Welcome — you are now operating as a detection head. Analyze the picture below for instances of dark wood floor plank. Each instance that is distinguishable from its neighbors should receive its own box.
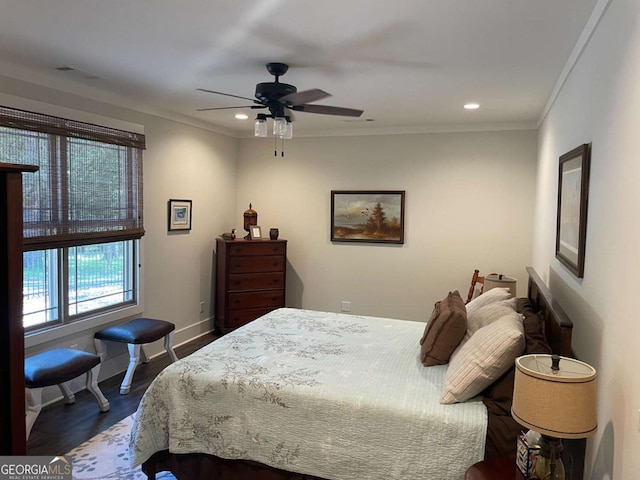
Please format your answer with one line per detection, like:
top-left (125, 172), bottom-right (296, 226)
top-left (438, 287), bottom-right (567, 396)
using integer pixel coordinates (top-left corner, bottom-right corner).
top-left (27, 332), bottom-right (217, 455)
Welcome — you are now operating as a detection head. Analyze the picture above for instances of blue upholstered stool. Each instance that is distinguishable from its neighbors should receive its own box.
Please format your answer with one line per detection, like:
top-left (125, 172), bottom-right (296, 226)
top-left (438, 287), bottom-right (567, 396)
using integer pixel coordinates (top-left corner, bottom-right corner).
top-left (94, 318), bottom-right (178, 395)
top-left (24, 348), bottom-right (110, 439)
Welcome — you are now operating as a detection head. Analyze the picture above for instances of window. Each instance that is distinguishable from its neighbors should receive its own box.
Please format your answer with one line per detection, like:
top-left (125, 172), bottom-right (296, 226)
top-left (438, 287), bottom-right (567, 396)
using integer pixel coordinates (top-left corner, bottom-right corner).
top-left (23, 241), bottom-right (136, 331)
top-left (0, 106), bottom-right (145, 333)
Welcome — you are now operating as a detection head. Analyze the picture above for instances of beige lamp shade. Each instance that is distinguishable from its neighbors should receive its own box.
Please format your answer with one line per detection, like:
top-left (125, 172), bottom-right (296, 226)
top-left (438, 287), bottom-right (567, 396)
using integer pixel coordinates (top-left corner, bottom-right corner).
top-left (484, 273), bottom-right (517, 297)
top-left (511, 354), bottom-right (597, 439)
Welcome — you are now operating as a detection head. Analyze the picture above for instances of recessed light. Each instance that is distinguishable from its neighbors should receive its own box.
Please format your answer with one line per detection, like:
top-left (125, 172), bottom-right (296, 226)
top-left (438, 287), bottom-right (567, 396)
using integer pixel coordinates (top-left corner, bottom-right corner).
top-left (464, 103), bottom-right (480, 110)
top-left (235, 113), bottom-right (249, 120)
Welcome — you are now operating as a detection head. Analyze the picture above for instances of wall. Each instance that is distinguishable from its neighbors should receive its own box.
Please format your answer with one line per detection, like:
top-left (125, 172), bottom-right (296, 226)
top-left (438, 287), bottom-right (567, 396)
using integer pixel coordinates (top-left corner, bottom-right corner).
top-left (0, 75), bottom-right (238, 402)
top-left (237, 130), bottom-right (537, 321)
top-left (533, 0), bottom-right (639, 477)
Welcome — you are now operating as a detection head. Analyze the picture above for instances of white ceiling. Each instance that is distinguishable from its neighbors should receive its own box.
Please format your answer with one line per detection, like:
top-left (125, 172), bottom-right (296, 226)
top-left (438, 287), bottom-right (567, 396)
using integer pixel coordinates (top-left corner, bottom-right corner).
top-left (0, 0), bottom-right (600, 137)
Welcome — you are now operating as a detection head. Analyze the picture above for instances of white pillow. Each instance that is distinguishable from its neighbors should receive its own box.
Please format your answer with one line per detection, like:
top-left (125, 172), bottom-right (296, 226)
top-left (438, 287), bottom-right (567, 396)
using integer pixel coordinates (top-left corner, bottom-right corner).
top-left (440, 311), bottom-right (524, 404)
top-left (465, 287), bottom-right (512, 317)
top-left (466, 297), bottom-right (517, 338)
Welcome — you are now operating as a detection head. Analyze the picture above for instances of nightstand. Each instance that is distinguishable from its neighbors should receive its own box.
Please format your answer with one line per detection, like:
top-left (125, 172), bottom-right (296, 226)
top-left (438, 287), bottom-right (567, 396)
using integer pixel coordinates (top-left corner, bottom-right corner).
top-left (465, 458), bottom-right (525, 480)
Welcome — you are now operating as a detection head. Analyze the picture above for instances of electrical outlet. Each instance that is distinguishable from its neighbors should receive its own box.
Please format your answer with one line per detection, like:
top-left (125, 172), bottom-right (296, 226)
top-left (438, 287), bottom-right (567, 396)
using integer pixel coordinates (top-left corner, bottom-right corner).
top-left (200, 301), bottom-right (205, 313)
top-left (341, 301), bottom-right (351, 313)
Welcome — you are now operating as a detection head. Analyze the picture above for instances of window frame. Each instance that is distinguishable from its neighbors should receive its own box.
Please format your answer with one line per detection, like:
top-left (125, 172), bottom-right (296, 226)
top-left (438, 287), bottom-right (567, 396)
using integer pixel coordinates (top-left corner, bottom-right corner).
top-left (24, 240), bottom-right (144, 349)
top-left (23, 240), bottom-right (140, 335)
top-left (0, 104), bottom-right (146, 345)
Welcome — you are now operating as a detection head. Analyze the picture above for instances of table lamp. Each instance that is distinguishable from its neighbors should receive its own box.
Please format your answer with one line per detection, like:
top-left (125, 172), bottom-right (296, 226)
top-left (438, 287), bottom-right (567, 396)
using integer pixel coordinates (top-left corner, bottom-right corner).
top-left (511, 354), bottom-right (597, 480)
top-left (483, 273), bottom-right (517, 298)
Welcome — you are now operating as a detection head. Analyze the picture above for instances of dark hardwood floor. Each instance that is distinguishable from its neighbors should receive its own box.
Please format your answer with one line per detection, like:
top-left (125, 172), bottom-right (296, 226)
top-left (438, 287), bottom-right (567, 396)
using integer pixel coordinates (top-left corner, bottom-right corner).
top-left (27, 332), bottom-right (217, 455)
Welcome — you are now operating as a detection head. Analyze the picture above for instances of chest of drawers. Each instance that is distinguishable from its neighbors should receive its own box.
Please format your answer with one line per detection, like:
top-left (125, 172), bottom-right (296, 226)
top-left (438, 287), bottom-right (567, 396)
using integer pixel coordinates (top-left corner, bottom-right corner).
top-left (215, 238), bottom-right (287, 333)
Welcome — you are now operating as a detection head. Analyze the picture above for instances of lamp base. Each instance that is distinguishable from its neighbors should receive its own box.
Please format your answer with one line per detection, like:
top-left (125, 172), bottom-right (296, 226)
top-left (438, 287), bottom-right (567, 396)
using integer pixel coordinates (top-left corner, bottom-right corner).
top-left (535, 435), bottom-right (565, 480)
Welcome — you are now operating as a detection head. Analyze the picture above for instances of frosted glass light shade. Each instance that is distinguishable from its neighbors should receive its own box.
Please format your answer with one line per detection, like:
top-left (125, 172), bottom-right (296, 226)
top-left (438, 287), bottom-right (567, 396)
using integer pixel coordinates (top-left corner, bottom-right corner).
top-left (254, 115), bottom-right (267, 137)
top-left (273, 116), bottom-right (286, 136)
top-left (284, 120), bottom-right (293, 139)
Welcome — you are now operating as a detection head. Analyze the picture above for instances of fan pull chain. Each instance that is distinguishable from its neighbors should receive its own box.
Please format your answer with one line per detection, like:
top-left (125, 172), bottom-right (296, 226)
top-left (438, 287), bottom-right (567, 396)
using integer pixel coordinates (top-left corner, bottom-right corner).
top-left (273, 136), bottom-right (286, 157)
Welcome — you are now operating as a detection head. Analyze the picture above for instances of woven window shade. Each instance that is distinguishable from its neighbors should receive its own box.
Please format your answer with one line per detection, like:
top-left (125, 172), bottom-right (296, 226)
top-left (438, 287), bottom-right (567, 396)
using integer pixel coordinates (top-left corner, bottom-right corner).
top-left (0, 106), bottom-right (145, 250)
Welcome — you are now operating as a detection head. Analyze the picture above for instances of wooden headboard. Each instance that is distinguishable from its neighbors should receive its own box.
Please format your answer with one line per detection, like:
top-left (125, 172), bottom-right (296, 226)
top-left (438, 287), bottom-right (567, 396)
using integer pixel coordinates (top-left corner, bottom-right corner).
top-left (526, 266), bottom-right (573, 358)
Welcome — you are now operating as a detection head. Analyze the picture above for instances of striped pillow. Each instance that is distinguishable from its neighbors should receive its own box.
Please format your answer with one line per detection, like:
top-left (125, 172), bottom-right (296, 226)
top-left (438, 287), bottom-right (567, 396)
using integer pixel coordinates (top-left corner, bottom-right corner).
top-left (440, 311), bottom-right (524, 404)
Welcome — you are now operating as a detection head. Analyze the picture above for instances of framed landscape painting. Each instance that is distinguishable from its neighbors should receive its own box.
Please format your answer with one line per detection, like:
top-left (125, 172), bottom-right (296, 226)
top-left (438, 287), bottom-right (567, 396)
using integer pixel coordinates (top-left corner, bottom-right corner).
top-left (331, 190), bottom-right (405, 244)
top-left (555, 144), bottom-right (591, 278)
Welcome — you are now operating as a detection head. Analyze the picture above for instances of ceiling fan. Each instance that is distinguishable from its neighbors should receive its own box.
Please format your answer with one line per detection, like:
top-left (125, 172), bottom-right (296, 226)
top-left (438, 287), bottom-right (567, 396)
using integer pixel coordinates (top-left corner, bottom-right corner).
top-left (196, 62), bottom-right (364, 120)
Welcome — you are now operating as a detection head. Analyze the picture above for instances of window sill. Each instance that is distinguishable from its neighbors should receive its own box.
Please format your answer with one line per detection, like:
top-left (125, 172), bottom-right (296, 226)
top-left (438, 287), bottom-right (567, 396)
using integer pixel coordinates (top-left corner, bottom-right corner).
top-left (25, 303), bottom-right (144, 349)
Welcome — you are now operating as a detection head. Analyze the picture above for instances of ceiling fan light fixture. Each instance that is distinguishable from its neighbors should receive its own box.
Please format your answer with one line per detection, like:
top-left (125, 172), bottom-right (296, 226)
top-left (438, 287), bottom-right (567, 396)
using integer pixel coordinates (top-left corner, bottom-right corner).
top-left (273, 116), bottom-right (287, 137)
top-left (254, 113), bottom-right (268, 137)
top-left (198, 63), bottom-right (361, 145)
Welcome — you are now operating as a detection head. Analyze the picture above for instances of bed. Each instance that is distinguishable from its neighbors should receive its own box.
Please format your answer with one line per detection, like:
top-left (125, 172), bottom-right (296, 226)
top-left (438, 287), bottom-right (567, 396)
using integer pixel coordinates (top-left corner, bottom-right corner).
top-left (131, 267), bottom-right (576, 480)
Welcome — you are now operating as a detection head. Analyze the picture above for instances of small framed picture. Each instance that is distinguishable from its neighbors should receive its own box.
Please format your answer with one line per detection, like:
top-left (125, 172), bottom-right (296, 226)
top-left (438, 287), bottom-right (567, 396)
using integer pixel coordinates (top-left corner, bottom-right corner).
top-left (168, 199), bottom-right (192, 231)
top-left (250, 225), bottom-right (262, 240)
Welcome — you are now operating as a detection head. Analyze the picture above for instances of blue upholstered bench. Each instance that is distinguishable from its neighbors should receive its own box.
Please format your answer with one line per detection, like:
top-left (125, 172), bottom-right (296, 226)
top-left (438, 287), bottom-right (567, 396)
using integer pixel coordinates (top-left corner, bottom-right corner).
top-left (24, 348), bottom-right (110, 439)
top-left (94, 318), bottom-right (178, 395)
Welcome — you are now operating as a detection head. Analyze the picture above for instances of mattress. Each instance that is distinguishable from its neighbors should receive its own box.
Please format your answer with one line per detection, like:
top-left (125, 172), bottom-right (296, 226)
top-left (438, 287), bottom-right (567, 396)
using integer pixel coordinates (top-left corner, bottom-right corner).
top-left (130, 308), bottom-right (487, 480)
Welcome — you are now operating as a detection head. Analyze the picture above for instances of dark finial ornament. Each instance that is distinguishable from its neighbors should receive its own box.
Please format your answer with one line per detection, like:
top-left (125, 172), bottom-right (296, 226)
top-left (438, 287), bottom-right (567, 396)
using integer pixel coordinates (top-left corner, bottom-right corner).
top-left (243, 203), bottom-right (258, 239)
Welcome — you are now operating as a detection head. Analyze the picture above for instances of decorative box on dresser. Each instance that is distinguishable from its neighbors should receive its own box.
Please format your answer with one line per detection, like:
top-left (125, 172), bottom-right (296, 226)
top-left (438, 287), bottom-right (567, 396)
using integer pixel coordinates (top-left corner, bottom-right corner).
top-left (215, 238), bottom-right (287, 334)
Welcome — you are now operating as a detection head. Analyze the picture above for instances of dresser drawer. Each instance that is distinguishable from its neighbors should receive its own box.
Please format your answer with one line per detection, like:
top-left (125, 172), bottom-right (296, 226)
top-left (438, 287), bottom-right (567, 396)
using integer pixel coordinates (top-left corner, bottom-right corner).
top-left (229, 242), bottom-right (286, 256)
top-left (228, 290), bottom-right (285, 310)
top-left (229, 255), bottom-right (285, 274)
top-left (225, 307), bottom-right (277, 329)
top-left (228, 272), bottom-right (284, 291)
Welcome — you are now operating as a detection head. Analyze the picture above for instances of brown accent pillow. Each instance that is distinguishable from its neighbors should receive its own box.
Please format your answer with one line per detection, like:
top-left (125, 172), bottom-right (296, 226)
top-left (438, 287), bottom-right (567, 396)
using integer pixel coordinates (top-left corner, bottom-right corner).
top-left (419, 291), bottom-right (467, 366)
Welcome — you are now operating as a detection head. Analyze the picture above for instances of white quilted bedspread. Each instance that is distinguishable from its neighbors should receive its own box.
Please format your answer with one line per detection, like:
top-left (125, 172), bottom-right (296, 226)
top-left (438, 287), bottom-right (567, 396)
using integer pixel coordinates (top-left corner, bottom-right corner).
top-left (130, 308), bottom-right (487, 479)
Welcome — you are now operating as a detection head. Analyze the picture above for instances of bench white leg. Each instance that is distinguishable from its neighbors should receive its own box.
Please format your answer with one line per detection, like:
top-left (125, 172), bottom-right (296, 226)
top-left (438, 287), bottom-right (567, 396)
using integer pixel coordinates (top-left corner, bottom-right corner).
top-left (165, 332), bottom-right (179, 363)
top-left (93, 338), bottom-right (107, 363)
top-left (25, 387), bottom-right (43, 440)
top-left (140, 345), bottom-right (149, 364)
top-left (57, 381), bottom-right (76, 404)
top-left (120, 343), bottom-right (142, 395)
top-left (86, 364), bottom-right (110, 412)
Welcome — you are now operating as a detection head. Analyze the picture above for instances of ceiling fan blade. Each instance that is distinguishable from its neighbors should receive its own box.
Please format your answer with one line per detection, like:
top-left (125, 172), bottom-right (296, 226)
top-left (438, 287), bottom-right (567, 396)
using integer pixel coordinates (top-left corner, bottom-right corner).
top-left (196, 88), bottom-right (259, 103)
top-left (279, 89), bottom-right (331, 106)
top-left (291, 104), bottom-right (364, 117)
top-left (196, 105), bottom-right (266, 112)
